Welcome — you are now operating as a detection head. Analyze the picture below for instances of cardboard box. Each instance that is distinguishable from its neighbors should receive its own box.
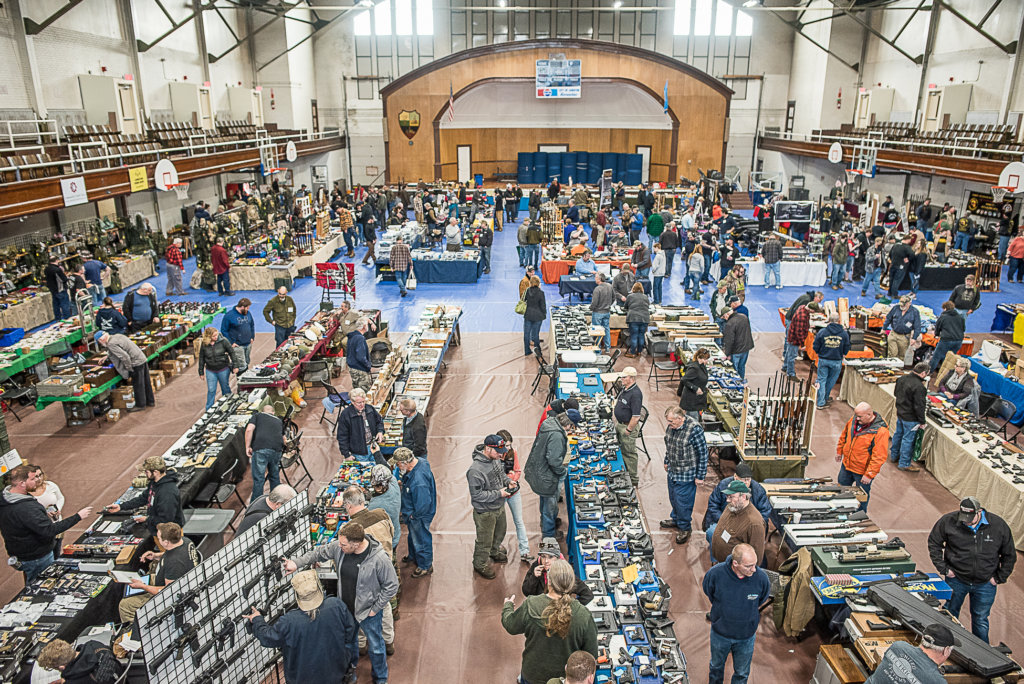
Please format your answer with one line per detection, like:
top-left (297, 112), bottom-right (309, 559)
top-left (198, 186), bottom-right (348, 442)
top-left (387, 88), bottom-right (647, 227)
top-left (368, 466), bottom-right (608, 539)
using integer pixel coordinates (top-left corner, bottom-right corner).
top-left (111, 388), bottom-right (135, 411)
top-left (159, 360), bottom-right (177, 376)
top-left (106, 409), bottom-right (121, 422)
top-left (150, 370), bottom-right (166, 392)
top-left (177, 354), bottom-right (194, 368)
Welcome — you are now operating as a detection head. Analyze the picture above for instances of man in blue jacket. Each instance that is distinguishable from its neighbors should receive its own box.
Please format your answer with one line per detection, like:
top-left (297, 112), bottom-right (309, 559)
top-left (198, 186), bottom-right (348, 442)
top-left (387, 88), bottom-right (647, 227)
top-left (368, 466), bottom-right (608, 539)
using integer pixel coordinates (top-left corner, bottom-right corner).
top-left (702, 543), bottom-right (771, 684)
top-left (702, 462), bottom-right (771, 545)
top-left (813, 312), bottom-right (851, 409)
top-left (221, 298), bottom-right (255, 371)
top-left (346, 318), bottom-right (372, 392)
top-left (393, 447), bottom-right (436, 578)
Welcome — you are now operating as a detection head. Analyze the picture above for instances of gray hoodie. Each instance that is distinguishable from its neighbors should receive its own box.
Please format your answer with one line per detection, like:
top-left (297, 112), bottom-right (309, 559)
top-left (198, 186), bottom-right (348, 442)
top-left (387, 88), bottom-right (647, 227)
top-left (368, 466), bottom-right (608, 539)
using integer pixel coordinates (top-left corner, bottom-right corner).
top-left (105, 334), bottom-right (147, 378)
top-left (292, 534), bottom-right (398, 622)
top-left (466, 446), bottom-right (510, 513)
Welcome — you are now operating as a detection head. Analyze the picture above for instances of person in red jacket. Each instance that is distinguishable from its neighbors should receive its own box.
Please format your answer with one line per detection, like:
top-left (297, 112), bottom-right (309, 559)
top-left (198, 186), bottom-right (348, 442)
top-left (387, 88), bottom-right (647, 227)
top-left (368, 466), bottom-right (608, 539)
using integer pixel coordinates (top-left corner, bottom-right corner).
top-left (210, 237), bottom-right (234, 296)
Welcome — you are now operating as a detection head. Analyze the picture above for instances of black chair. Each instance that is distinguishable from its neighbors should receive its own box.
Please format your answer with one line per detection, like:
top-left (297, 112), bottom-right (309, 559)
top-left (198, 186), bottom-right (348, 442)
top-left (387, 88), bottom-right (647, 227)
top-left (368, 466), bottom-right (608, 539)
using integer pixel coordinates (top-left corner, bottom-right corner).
top-left (280, 428), bottom-right (313, 491)
top-left (191, 455), bottom-right (247, 532)
top-left (0, 369), bottom-right (36, 422)
top-left (531, 348), bottom-right (557, 397)
top-left (318, 380), bottom-right (349, 431)
top-left (635, 406), bottom-right (651, 461)
top-left (983, 398), bottom-right (1019, 442)
top-left (593, 349), bottom-right (621, 374)
top-left (647, 348), bottom-right (680, 391)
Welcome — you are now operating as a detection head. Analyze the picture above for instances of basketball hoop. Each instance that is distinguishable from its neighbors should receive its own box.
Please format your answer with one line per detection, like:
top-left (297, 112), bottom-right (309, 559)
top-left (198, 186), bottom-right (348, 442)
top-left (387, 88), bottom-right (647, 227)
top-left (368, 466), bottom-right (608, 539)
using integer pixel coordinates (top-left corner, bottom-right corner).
top-left (844, 169), bottom-right (862, 184)
top-left (265, 167), bottom-right (285, 176)
top-left (991, 186), bottom-right (1014, 203)
top-left (168, 182), bottom-right (190, 200)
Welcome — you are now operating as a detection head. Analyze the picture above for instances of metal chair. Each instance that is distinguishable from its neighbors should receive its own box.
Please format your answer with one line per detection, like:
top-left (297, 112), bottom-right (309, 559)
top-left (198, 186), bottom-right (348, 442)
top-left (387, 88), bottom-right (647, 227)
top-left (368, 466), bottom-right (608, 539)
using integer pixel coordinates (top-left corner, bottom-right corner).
top-left (647, 348), bottom-right (680, 391)
top-left (531, 348), bottom-right (557, 397)
top-left (191, 455), bottom-right (247, 532)
top-left (983, 398), bottom-right (1019, 442)
top-left (318, 379), bottom-right (349, 431)
top-left (635, 406), bottom-right (651, 461)
top-left (281, 417), bottom-right (313, 491)
top-left (593, 349), bottom-right (621, 374)
top-left (0, 369), bottom-right (36, 422)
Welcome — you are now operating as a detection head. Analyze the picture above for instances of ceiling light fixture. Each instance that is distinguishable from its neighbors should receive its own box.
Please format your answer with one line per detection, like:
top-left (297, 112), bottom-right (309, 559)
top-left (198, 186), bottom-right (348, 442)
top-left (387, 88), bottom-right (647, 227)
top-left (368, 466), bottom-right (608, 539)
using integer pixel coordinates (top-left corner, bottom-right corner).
top-left (498, 0), bottom-right (507, 6)
top-left (612, 0), bottom-right (622, 7)
top-left (358, 0), bottom-right (374, 7)
top-left (742, 0), bottom-right (762, 6)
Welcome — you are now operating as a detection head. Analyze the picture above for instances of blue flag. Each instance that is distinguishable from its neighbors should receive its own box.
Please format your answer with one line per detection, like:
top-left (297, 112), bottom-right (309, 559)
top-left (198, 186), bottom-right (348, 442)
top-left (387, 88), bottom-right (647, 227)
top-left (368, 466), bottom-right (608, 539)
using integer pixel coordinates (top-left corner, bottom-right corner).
top-left (663, 80), bottom-right (668, 112)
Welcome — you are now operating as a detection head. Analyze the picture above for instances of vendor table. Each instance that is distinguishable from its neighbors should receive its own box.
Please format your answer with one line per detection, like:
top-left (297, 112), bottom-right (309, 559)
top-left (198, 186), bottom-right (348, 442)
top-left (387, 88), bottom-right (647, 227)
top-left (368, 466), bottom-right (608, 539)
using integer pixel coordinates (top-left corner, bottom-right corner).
top-left (838, 369), bottom-right (897, 428)
top-left (108, 254), bottom-right (155, 291)
top-left (0, 328), bottom-right (86, 376)
top-left (969, 358), bottom-right (1024, 425)
top-left (914, 265), bottom-right (975, 291)
top-left (35, 311), bottom-right (216, 411)
top-left (540, 257), bottom-right (631, 284)
top-left (293, 233), bottom-right (345, 272)
top-left (238, 319), bottom-right (340, 390)
top-left (558, 275), bottom-right (651, 299)
top-left (0, 292), bottom-right (54, 332)
top-left (231, 260), bottom-right (300, 290)
top-left (412, 255), bottom-right (482, 283)
top-left (710, 260), bottom-right (826, 286)
top-left (992, 303), bottom-right (1022, 335)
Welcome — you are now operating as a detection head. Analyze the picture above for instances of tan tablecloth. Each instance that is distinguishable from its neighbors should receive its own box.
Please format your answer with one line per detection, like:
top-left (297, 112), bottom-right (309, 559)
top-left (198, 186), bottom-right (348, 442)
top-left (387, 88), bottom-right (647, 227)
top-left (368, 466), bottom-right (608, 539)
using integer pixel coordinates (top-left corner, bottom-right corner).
top-left (924, 422), bottom-right (1024, 552)
top-left (839, 369), bottom-right (897, 427)
top-left (293, 234), bottom-right (345, 272)
top-left (0, 293), bottom-right (54, 332)
top-left (231, 261), bottom-right (300, 290)
top-left (113, 255), bottom-right (155, 290)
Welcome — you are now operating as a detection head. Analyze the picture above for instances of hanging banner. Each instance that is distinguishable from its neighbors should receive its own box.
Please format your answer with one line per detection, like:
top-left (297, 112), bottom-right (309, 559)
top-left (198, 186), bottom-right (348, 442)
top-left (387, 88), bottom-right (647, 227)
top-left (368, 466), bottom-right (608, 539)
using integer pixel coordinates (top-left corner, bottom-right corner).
top-left (599, 171), bottom-right (613, 208)
top-left (128, 167), bottom-right (149, 192)
top-left (60, 177), bottom-right (88, 207)
top-left (966, 191), bottom-right (1012, 219)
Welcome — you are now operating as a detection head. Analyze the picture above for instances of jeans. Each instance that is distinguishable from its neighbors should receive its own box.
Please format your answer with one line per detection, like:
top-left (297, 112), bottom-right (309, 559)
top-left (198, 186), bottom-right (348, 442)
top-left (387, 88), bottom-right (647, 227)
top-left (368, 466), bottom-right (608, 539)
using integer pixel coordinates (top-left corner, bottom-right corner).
top-left (525, 244), bottom-right (540, 268)
top-left (539, 494), bottom-right (559, 539)
top-left (347, 609), bottom-right (388, 682)
top-left (954, 232), bottom-right (970, 252)
top-left (407, 516), bottom-right (434, 569)
top-left (652, 276), bottom-right (664, 304)
top-left (627, 322), bottom-right (646, 354)
top-left (205, 367), bottom-right (232, 409)
top-left (20, 552), bottom-right (54, 585)
top-left (51, 292), bottom-right (72, 320)
top-left (472, 508), bottom-right (507, 569)
top-left (709, 630), bottom-right (756, 684)
top-left (232, 344), bottom-right (251, 371)
top-left (523, 319), bottom-right (542, 355)
top-left (506, 491), bottom-right (530, 556)
top-left (395, 269), bottom-right (408, 294)
top-left (684, 271), bottom-right (702, 298)
top-left (945, 575), bottom-right (998, 644)
top-left (705, 523), bottom-right (717, 546)
top-left (275, 325), bottom-right (296, 348)
top-left (816, 358), bottom-right (842, 407)
top-left (731, 352), bottom-right (749, 379)
top-left (636, 267), bottom-right (650, 279)
top-left (930, 338), bottom-right (962, 372)
top-left (88, 283), bottom-right (106, 307)
top-left (1009, 257), bottom-right (1024, 282)
top-left (344, 227), bottom-right (356, 253)
top-left (830, 263), bottom-right (845, 288)
top-left (764, 261), bottom-right (781, 288)
top-left (250, 448), bottom-right (281, 502)
top-left (216, 271), bottom-right (231, 295)
top-left (517, 245), bottom-right (525, 267)
top-left (702, 252), bottom-right (713, 281)
top-left (889, 418), bottom-right (920, 469)
top-left (480, 245), bottom-right (491, 272)
top-left (783, 341), bottom-right (799, 376)
top-left (591, 312), bottom-right (610, 350)
top-left (998, 235), bottom-right (1010, 260)
top-left (837, 463), bottom-right (871, 512)
top-left (888, 265), bottom-right (906, 296)
top-left (861, 269), bottom-right (881, 296)
top-left (665, 250), bottom-right (675, 276)
top-left (667, 478), bottom-right (697, 530)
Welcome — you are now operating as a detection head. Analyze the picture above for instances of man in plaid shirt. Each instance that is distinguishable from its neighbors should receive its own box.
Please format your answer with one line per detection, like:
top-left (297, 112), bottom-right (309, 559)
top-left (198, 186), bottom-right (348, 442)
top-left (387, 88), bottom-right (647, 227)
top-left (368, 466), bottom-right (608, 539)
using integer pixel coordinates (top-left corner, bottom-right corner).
top-left (165, 237), bottom-right (186, 296)
top-left (659, 406), bottom-right (708, 544)
top-left (783, 301), bottom-right (821, 378)
top-left (389, 235), bottom-right (413, 297)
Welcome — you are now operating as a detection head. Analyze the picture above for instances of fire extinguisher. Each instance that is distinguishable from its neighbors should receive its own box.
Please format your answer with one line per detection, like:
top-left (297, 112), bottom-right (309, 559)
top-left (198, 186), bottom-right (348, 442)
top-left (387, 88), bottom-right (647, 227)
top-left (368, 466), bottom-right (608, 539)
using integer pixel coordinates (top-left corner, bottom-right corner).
top-left (837, 87), bottom-right (842, 109)
top-left (270, 88), bottom-right (276, 110)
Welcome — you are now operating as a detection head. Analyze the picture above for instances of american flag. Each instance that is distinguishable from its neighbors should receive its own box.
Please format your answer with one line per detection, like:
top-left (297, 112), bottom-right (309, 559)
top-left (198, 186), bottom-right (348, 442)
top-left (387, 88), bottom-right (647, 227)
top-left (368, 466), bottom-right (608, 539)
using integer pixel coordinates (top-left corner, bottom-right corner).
top-left (447, 83), bottom-right (455, 123)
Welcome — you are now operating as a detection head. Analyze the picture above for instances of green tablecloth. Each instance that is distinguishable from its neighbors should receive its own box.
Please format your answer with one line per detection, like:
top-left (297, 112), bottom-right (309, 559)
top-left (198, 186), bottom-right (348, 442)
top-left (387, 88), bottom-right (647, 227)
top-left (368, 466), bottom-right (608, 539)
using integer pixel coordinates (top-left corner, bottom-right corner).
top-left (35, 312), bottom-right (215, 410)
top-left (0, 328), bottom-right (86, 377)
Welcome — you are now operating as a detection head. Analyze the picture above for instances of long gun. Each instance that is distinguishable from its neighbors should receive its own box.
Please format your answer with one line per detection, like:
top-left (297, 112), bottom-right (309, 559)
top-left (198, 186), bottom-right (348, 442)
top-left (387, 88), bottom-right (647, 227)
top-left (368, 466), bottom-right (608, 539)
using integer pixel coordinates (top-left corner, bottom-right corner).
top-left (223, 537), bottom-right (268, 573)
top-left (191, 645), bottom-right (246, 684)
top-left (148, 621), bottom-right (202, 674)
top-left (144, 570), bottom-right (226, 630)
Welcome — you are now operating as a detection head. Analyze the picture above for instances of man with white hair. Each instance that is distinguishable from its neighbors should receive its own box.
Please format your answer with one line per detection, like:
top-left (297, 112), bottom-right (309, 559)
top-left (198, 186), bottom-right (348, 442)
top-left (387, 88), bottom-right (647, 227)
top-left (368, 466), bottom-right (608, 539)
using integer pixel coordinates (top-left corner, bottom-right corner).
top-left (235, 484), bottom-right (297, 536)
top-left (122, 283), bottom-right (159, 332)
top-left (165, 237), bottom-right (186, 296)
top-left (346, 317), bottom-right (373, 392)
top-left (263, 286), bottom-right (297, 348)
top-left (336, 388), bottom-right (384, 463)
top-left (95, 330), bottom-right (154, 411)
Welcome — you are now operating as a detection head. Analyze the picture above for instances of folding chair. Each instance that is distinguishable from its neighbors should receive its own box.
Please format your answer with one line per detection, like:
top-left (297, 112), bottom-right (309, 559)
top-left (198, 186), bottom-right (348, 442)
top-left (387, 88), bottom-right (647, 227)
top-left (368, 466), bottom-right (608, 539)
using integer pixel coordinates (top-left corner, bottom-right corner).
top-left (318, 380), bottom-right (349, 431)
top-left (0, 370), bottom-right (36, 422)
top-left (983, 398), bottom-right (1019, 442)
top-left (191, 455), bottom-right (247, 532)
top-left (636, 406), bottom-right (651, 461)
top-left (593, 349), bottom-right (621, 374)
top-left (531, 348), bottom-right (557, 397)
top-left (282, 406), bottom-right (313, 490)
top-left (647, 348), bottom-right (680, 391)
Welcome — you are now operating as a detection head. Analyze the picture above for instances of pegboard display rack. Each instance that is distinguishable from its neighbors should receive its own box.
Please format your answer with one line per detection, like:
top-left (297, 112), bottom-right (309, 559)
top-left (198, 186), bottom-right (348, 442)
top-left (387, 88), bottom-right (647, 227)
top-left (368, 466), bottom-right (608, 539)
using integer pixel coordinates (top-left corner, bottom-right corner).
top-left (136, 494), bottom-right (313, 684)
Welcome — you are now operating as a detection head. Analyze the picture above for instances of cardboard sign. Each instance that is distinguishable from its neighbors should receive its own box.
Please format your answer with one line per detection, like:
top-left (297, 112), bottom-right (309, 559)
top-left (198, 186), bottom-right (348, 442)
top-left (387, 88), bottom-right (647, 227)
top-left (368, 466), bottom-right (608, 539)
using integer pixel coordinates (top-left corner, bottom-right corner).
top-left (0, 449), bottom-right (21, 475)
top-left (60, 177), bottom-right (88, 207)
top-left (128, 167), bottom-right (148, 192)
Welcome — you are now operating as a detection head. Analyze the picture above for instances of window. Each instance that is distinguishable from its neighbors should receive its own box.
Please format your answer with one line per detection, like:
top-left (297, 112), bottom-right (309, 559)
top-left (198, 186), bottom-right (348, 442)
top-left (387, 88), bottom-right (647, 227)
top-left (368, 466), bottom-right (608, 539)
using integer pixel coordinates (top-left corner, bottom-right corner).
top-left (714, 0), bottom-right (731, 36)
top-left (619, 12), bottom-right (635, 45)
top-left (416, 0), bottom-right (433, 35)
top-left (374, 0), bottom-right (392, 36)
top-left (597, 11), bottom-right (614, 41)
top-left (735, 10), bottom-right (752, 36)
top-left (354, 10), bottom-right (371, 36)
top-left (693, 0), bottom-right (711, 36)
top-left (514, 11), bottom-right (530, 40)
top-left (395, 0), bottom-right (412, 34)
top-left (494, 10), bottom-right (509, 42)
top-left (674, 0), bottom-right (690, 35)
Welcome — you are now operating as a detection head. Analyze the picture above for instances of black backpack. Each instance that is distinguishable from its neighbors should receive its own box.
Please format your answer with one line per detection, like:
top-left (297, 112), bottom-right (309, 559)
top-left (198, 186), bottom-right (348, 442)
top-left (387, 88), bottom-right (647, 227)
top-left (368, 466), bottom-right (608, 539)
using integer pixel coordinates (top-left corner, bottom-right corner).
top-left (61, 641), bottom-right (125, 684)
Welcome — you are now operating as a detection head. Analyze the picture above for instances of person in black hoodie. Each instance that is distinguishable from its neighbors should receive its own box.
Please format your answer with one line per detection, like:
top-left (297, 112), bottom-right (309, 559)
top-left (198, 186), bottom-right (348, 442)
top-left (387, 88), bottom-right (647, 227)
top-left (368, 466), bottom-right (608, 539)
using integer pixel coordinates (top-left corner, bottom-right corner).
top-left (399, 397), bottom-right (428, 458)
top-left (477, 219), bottom-right (494, 274)
top-left (950, 274), bottom-right (982, 320)
top-left (930, 300), bottom-right (965, 373)
top-left (0, 465), bottom-right (93, 584)
top-left (890, 361), bottom-right (929, 473)
top-left (659, 223), bottom-right (680, 276)
top-left (521, 537), bottom-right (594, 605)
top-left (677, 347), bottom-right (710, 421)
top-left (103, 456), bottom-right (184, 541)
top-left (94, 297), bottom-right (127, 335)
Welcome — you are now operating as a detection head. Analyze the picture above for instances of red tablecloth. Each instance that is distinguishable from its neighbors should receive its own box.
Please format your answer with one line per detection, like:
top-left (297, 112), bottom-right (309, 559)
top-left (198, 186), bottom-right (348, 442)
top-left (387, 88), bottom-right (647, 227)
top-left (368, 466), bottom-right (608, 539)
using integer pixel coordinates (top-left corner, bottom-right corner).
top-left (540, 258), bottom-right (632, 284)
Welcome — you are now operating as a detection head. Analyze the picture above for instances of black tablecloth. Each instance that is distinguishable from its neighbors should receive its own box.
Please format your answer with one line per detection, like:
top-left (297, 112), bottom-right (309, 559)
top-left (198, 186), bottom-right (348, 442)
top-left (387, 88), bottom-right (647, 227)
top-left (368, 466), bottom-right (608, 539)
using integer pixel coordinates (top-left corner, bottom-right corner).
top-left (412, 257), bottom-right (482, 283)
top-left (911, 266), bottom-right (975, 291)
top-left (558, 276), bottom-right (651, 298)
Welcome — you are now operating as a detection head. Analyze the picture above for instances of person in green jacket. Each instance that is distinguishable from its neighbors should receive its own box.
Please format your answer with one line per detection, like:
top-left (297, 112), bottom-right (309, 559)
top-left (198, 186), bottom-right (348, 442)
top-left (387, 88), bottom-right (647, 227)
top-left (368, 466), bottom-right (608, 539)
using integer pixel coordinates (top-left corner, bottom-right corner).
top-left (645, 211), bottom-right (664, 250)
top-left (263, 286), bottom-right (297, 348)
top-left (502, 560), bottom-right (599, 684)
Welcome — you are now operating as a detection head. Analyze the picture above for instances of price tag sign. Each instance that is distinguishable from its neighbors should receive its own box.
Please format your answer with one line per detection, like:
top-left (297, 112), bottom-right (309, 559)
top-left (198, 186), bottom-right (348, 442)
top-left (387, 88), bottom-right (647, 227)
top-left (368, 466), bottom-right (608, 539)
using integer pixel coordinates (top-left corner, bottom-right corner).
top-left (0, 449), bottom-right (21, 475)
top-left (60, 176), bottom-right (88, 207)
top-left (128, 167), bottom-right (148, 192)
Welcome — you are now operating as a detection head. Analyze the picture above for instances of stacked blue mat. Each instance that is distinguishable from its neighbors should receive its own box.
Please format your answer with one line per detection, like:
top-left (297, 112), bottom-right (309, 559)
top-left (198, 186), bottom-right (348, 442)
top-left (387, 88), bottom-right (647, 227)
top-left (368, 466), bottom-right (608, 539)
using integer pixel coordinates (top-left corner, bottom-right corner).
top-left (517, 151), bottom-right (643, 186)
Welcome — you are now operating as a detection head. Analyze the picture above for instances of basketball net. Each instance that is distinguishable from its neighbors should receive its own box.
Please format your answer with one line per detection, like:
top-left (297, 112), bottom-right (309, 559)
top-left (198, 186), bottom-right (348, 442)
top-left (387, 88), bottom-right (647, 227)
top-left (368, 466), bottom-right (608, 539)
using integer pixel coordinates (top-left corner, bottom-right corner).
top-left (171, 183), bottom-right (190, 201)
top-left (991, 186), bottom-right (1013, 203)
top-left (844, 169), bottom-right (860, 184)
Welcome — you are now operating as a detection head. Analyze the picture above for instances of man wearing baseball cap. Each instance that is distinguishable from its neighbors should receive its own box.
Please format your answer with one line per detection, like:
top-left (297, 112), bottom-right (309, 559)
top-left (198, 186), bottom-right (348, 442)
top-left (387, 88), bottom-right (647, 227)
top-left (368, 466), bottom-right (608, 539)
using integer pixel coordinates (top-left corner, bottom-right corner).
top-left (613, 367), bottom-right (644, 487)
top-left (393, 447), bottom-right (436, 578)
top-left (710, 480), bottom-right (765, 565)
top-left (702, 462), bottom-right (771, 546)
top-left (467, 434), bottom-right (515, 579)
top-left (95, 330), bottom-right (154, 412)
top-left (927, 497), bottom-right (1016, 644)
top-left (866, 623), bottom-right (955, 683)
top-left (526, 408), bottom-right (579, 540)
top-left (521, 537), bottom-right (593, 605)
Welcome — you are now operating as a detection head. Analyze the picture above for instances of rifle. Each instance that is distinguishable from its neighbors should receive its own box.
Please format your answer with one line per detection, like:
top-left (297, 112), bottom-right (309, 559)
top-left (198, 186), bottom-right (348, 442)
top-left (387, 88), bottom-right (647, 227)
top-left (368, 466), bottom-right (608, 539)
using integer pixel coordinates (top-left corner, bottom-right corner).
top-left (263, 502), bottom-right (314, 542)
top-left (789, 526), bottom-right (881, 539)
top-left (224, 537), bottom-right (268, 573)
top-left (191, 645), bottom-right (246, 684)
top-left (148, 621), bottom-right (202, 674)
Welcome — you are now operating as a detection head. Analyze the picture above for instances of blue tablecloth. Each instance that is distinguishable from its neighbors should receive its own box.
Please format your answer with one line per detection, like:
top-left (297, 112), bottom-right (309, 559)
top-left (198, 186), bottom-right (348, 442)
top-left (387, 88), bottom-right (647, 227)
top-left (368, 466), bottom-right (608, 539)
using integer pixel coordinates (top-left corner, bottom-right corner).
top-left (558, 275), bottom-right (651, 298)
top-left (556, 371), bottom-right (604, 399)
top-left (970, 357), bottom-right (1024, 425)
top-left (412, 257), bottom-right (482, 283)
top-left (992, 304), bottom-right (1019, 332)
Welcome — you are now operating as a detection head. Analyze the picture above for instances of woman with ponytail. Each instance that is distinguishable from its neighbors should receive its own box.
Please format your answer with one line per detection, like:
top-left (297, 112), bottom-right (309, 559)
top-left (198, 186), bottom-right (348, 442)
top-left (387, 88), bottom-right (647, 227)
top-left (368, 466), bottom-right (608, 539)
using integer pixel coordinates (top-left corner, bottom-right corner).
top-left (501, 559), bottom-right (598, 684)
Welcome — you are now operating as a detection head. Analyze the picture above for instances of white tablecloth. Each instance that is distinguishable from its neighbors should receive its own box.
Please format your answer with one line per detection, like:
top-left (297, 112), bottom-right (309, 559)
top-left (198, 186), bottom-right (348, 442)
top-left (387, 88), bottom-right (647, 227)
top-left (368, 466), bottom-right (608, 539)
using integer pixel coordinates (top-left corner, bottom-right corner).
top-left (711, 260), bottom-right (826, 287)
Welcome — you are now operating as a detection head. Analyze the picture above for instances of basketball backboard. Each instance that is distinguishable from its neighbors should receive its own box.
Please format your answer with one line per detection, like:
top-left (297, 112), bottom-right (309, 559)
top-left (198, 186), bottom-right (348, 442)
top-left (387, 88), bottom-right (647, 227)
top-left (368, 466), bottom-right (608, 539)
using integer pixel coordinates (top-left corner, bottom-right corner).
top-left (997, 161), bottom-right (1024, 194)
top-left (154, 158), bottom-right (179, 191)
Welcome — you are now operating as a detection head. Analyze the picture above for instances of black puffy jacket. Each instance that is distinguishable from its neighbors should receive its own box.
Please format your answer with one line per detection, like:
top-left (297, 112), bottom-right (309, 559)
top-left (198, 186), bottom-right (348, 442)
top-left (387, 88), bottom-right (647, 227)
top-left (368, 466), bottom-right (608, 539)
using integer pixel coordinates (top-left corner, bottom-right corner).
top-left (928, 510), bottom-right (1016, 584)
top-left (0, 489), bottom-right (82, 561)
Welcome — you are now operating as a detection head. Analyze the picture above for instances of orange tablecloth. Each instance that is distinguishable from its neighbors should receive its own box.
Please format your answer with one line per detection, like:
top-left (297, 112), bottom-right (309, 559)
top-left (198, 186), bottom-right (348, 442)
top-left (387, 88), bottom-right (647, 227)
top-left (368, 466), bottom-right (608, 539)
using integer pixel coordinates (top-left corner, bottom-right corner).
top-left (803, 330), bottom-right (874, 364)
top-left (921, 333), bottom-right (975, 356)
top-left (540, 258), bottom-right (632, 284)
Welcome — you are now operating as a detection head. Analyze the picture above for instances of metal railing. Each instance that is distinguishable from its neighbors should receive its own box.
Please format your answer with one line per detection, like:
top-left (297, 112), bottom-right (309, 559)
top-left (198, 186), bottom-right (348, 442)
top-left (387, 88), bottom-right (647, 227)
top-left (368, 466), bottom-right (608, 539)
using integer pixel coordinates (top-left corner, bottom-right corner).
top-left (758, 128), bottom-right (1022, 162)
top-left (0, 119), bottom-right (61, 148)
top-left (0, 128), bottom-right (343, 183)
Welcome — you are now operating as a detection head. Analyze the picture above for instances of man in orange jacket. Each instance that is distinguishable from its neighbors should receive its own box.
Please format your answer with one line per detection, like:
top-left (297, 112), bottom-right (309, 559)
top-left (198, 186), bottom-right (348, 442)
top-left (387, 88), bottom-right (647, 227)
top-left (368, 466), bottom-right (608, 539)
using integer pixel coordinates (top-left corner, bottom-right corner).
top-left (835, 401), bottom-right (890, 512)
